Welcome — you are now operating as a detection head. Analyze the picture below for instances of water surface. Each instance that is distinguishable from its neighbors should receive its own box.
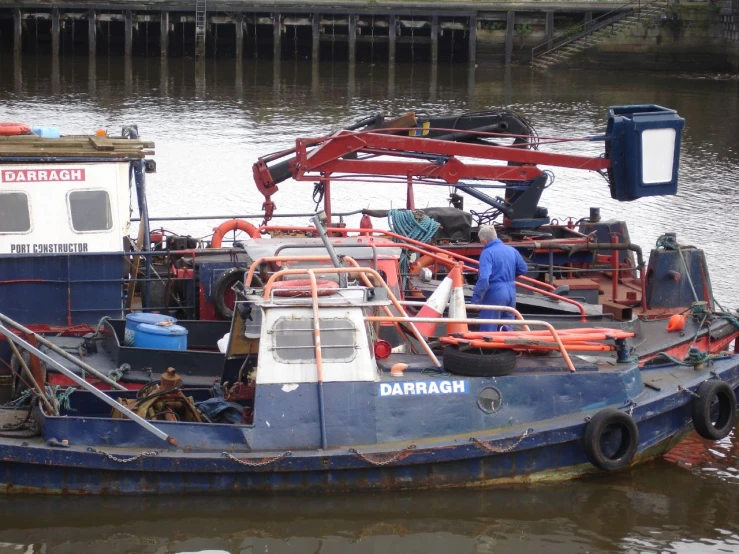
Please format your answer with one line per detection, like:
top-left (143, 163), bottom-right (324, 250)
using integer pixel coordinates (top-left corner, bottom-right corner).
top-left (0, 54), bottom-right (738, 553)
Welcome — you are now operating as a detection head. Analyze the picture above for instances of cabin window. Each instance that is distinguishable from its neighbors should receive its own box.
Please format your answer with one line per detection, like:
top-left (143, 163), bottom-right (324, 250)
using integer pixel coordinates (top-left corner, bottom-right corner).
top-left (272, 317), bottom-right (356, 363)
top-left (67, 190), bottom-right (113, 232)
top-left (0, 192), bottom-right (31, 233)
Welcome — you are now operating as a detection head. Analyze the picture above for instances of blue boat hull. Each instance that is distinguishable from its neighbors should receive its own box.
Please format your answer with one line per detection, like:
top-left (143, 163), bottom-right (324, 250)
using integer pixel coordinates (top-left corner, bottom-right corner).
top-left (0, 358), bottom-right (736, 495)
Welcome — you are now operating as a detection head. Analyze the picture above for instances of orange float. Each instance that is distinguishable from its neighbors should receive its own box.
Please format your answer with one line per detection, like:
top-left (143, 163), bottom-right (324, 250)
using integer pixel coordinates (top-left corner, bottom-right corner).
top-left (666, 314), bottom-right (686, 332)
top-left (0, 123), bottom-right (31, 136)
top-left (210, 219), bottom-right (260, 248)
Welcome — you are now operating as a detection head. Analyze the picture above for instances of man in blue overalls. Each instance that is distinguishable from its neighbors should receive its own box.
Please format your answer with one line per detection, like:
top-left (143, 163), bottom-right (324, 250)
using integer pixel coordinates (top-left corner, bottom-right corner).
top-left (471, 225), bottom-right (529, 332)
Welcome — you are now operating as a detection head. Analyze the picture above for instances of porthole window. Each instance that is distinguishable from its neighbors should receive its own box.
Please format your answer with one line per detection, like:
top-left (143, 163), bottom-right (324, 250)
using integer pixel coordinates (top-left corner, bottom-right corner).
top-left (478, 387), bottom-right (503, 413)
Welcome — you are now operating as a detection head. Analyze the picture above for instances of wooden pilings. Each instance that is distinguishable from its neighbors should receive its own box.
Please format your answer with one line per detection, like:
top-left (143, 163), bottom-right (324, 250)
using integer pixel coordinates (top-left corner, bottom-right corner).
top-left (505, 11), bottom-right (515, 65)
top-left (13, 8), bottom-right (22, 55)
top-left (235, 12), bottom-right (243, 59)
top-left (273, 13), bottom-right (280, 60)
top-left (51, 8), bottom-right (60, 57)
top-left (88, 9), bottom-right (96, 57)
top-left (161, 11), bottom-right (169, 58)
top-left (124, 9), bottom-right (133, 57)
top-left (0, 6), bottom-right (571, 65)
top-left (348, 14), bottom-right (356, 63)
top-left (312, 13), bottom-right (320, 62)
top-left (389, 15), bottom-right (397, 64)
top-left (431, 15), bottom-right (439, 65)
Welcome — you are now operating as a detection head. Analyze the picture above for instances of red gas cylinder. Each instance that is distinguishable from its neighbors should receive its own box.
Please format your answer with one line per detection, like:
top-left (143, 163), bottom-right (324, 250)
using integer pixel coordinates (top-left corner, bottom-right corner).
top-left (359, 214), bottom-right (373, 236)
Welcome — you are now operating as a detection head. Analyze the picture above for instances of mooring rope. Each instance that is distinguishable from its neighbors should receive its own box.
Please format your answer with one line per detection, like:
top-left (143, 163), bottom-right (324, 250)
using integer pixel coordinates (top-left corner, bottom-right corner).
top-left (387, 209), bottom-right (440, 290)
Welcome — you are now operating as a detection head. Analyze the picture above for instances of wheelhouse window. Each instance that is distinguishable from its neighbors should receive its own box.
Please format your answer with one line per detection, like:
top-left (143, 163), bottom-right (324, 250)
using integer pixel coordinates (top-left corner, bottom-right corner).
top-left (68, 190), bottom-right (113, 232)
top-left (0, 192), bottom-right (31, 233)
top-left (272, 318), bottom-right (356, 363)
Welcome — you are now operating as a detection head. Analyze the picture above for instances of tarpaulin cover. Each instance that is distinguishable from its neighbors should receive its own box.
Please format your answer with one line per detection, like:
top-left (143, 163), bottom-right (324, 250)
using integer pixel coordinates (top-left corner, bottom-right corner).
top-left (422, 208), bottom-right (473, 242)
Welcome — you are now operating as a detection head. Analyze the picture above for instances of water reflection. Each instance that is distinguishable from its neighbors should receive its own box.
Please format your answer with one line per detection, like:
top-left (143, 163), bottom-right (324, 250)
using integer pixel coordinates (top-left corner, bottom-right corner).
top-left (0, 53), bottom-right (738, 553)
top-left (0, 460), bottom-right (738, 553)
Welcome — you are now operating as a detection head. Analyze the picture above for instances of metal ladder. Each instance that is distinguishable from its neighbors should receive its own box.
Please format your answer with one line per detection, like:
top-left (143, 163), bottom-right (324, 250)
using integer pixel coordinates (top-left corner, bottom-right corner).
top-left (195, 0), bottom-right (206, 57)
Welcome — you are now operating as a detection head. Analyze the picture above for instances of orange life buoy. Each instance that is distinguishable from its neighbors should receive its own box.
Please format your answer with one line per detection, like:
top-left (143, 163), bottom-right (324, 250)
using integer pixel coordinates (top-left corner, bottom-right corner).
top-left (0, 123), bottom-right (31, 136)
top-left (210, 219), bottom-right (260, 248)
top-left (409, 253), bottom-right (455, 275)
top-left (272, 279), bottom-right (339, 297)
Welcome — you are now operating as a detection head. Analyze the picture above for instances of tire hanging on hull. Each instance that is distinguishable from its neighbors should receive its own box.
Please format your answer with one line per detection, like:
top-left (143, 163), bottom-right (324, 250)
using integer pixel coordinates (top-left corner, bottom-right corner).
top-left (583, 408), bottom-right (639, 471)
top-left (691, 380), bottom-right (737, 440)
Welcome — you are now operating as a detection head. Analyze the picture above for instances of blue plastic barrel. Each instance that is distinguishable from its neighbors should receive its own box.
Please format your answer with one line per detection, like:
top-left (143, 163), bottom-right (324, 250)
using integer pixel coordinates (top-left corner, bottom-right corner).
top-left (134, 323), bottom-right (188, 351)
top-left (31, 126), bottom-right (61, 138)
top-left (124, 313), bottom-right (176, 346)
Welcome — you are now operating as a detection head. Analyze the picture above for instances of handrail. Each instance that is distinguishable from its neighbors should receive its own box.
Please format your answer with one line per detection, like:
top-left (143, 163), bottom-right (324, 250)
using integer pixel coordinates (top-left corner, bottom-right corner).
top-left (255, 226), bottom-right (589, 316)
top-left (531, 0), bottom-right (661, 62)
top-left (259, 264), bottom-right (576, 372)
top-left (244, 255), bottom-right (346, 288)
top-left (400, 301), bottom-right (531, 332)
top-left (365, 315), bottom-right (577, 373)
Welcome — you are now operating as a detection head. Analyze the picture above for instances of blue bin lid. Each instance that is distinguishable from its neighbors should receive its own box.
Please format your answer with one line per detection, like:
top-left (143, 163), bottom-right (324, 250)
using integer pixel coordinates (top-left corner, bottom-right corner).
top-left (126, 313), bottom-right (177, 325)
top-left (137, 323), bottom-right (188, 336)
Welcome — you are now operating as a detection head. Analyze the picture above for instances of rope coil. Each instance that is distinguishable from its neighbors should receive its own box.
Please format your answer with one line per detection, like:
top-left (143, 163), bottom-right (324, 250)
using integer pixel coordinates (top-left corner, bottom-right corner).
top-left (388, 210), bottom-right (440, 290)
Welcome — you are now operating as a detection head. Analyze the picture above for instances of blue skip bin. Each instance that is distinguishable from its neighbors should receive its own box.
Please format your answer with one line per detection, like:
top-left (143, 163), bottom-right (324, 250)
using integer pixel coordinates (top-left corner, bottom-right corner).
top-left (124, 313), bottom-right (176, 346)
top-left (134, 323), bottom-right (188, 351)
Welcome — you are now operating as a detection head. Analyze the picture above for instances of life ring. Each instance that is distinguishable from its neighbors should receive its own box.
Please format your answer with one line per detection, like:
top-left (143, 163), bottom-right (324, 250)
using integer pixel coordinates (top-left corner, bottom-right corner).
top-left (210, 219), bottom-right (260, 248)
top-left (409, 253), bottom-right (455, 275)
top-left (691, 380), bottom-right (737, 440)
top-left (0, 123), bottom-right (31, 136)
top-left (442, 345), bottom-right (517, 377)
top-left (211, 267), bottom-right (263, 320)
top-left (583, 409), bottom-right (639, 471)
top-left (272, 279), bottom-right (339, 297)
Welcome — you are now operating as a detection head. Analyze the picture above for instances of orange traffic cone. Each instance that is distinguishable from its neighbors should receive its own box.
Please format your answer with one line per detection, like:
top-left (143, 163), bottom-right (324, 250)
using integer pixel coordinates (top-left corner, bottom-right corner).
top-left (414, 272), bottom-right (453, 337)
top-left (447, 264), bottom-right (469, 335)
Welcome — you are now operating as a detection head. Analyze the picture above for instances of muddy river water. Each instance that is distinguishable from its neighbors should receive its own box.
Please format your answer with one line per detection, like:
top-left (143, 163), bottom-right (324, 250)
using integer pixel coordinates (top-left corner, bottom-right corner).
top-left (0, 54), bottom-right (738, 553)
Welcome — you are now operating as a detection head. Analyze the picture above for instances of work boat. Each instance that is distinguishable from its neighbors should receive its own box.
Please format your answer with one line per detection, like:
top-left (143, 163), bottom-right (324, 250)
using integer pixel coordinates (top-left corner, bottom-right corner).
top-left (1, 106), bottom-right (738, 394)
top-left (0, 252), bottom-right (737, 495)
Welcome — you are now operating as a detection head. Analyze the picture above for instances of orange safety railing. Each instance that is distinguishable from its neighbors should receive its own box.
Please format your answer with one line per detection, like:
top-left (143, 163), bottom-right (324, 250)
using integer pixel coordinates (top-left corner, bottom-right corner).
top-left (252, 225), bottom-right (588, 317)
top-left (399, 300), bottom-right (532, 332)
top-left (261, 265), bottom-right (579, 372)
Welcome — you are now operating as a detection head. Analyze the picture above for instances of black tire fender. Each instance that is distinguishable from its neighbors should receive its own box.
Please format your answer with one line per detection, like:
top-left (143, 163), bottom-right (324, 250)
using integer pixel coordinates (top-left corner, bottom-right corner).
top-left (211, 267), bottom-right (262, 321)
top-left (691, 380), bottom-right (737, 440)
top-left (583, 408), bottom-right (639, 471)
top-left (442, 346), bottom-right (517, 377)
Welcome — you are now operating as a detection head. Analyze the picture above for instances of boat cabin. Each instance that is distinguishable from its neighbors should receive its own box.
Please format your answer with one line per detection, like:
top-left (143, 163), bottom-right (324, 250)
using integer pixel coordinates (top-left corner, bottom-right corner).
top-left (0, 132), bottom-right (154, 327)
